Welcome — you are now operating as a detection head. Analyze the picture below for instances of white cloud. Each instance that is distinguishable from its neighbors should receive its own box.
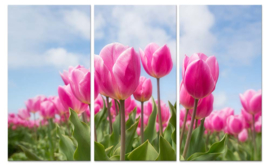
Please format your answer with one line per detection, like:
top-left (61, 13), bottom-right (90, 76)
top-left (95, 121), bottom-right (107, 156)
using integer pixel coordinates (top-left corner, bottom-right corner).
top-left (9, 48), bottom-right (88, 69)
top-left (95, 6), bottom-right (177, 64)
top-left (179, 5), bottom-right (261, 66)
top-left (63, 9), bottom-right (91, 40)
top-left (179, 5), bottom-right (216, 67)
top-left (8, 6), bottom-right (90, 69)
top-left (213, 92), bottom-right (227, 110)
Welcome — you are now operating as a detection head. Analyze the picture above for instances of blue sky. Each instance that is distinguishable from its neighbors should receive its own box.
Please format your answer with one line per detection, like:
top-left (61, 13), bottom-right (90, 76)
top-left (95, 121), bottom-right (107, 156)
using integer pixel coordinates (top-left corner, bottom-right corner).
top-left (8, 6), bottom-right (91, 118)
top-left (180, 5), bottom-right (262, 114)
top-left (94, 5), bottom-right (177, 105)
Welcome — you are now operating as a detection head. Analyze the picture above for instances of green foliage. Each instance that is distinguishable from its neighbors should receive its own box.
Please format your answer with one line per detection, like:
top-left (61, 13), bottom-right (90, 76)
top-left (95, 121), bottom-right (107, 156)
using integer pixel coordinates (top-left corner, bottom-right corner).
top-left (94, 98), bottom-right (177, 161)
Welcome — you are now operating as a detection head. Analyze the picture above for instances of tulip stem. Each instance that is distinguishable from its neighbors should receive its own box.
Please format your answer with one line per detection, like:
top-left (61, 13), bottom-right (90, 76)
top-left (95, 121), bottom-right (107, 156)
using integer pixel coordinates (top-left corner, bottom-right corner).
top-left (182, 99), bottom-right (199, 158)
top-left (120, 100), bottom-right (125, 161)
top-left (205, 131), bottom-right (210, 150)
top-left (195, 119), bottom-right (198, 128)
top-left (156, 78), bottom-right (163, 135)
top-left (47, 119), bottom-right (55, 160)
top-left (180, 109), bottom-right (189, 147)
top-left (89, 104), bottom-right (97, 142)
top-left (106, 96), bottom-right (113, 134)
top-left (114, 99), bottom-right (119, 116)
top-left (33, 113), bottom-right (37, 141)
top-left (252, 114), bottom-right (257, 160)
top-left (65, 113), bottom-right (71, 136)
top-left (140, 101), bottom-right (144, 144)
top-left (82, 111), bottom-right (88, 123)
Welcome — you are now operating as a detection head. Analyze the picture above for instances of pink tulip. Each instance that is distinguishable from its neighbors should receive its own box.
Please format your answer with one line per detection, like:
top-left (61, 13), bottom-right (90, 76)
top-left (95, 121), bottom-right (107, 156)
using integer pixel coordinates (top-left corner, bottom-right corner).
top-left (227, 115), bottom-right (243, 135)
top-left (180, 81), bottom-right (195, 109)
top-left (95, 43), bottom-right (141, 100)
top-left (60, 66), bottom-right (75, 85)
top-left (139, 43), bottom-right (173, 78)
top-left (50, 96), bottom-right (68, 116)
top-left (255, 117), bottom-right (262, 133)
top-left (54, 118), bottom-right (61, 124)
top-left (40, 101), bottom-right (56, 119)
top-left (136, 115), bottom-right (149, 136)
top-left (204, 114), bottom-right (214, 132)
top-left (25, 95), bottom-right (47, 113)
top-left (133, 76), bottom-right (152, 102)
top-left (58, 84), bottom-right (88, 115)
top-left (155, 100), bottom-right (171, 132)
top-left (211, 112), bottom-right (225, 132)
top-left (94, 76), bottom-right (99, 100)
top-left (189, 94), bottom-right (214, 120)
top-left (240, 89), bottom-right (262, 115)
top-left (18, 108), bottom-right (30, 120)
top-left (69, 65), bottom-right (90, 104)
top-left (180, 108), bottom-right (191, 122)
top-left (85, 106), bottom-right (91, 122)
top-left (238, 129), bottom-right (248, 142)
top-left (109, 96), bottom-right (137, 122)
top-left (94, 95), bottom-right (104, 115)
top-left (182, 53), bottom-right (219, 99)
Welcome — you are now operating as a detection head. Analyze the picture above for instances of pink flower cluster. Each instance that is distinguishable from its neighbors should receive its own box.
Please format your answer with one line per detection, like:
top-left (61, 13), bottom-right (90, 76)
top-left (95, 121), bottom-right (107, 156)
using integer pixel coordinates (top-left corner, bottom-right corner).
top-left (8, 65), bottom-right (91, 130)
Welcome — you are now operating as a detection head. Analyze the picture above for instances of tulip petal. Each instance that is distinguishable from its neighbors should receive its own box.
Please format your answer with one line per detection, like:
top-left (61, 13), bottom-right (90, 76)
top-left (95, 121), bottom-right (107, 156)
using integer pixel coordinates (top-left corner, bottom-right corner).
top-left (205, 56), bottom-right (219, 84)
top-left (79, 72), bottom-right (91, 104)
top-left (99, 43), bottom-right (129, 72)
top-left (184, 59), bottom-right (215, 99)
top-left (94, 55), bottom-right (117, 98)
top-left (112, 47), bottom-right (141, 100)
top-left (151, 44), bottom-right (173, 78)
top-left (250, 92), bottom-right (262, 114)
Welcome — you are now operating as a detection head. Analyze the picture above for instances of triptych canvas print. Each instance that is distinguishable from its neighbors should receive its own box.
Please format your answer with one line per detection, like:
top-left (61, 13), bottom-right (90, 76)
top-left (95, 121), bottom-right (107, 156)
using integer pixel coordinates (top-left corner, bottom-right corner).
top-left (8, 5), bottom-right (262, 161)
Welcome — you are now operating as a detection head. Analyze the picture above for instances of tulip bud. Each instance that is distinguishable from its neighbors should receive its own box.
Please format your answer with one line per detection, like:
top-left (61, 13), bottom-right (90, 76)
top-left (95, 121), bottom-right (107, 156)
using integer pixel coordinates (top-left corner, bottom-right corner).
top-left (240, 89), bottom-right (262, 115)
top-left (133, 76), bottom-right (152, 102)
top-left (182, 53), bottom-right (219, 99)
top-left (139, 43), bottom-right (173, 78)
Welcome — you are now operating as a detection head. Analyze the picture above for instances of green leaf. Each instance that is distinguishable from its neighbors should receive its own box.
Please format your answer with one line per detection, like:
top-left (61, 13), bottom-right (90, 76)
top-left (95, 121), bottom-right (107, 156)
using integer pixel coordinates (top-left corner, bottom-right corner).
top-left (224, 146), bottom-right (239, 160)
top-left (125, 107), bottom-right (137, 130)
top-left (144, 97), bottom-right (157, 143)
top-left (69, 109), bottom-right (90, 161)
top-left (186, 124), bottom-right (206, 158)
top-left (94, 97), bottom-right (107, 129)
top-left (18, 144), bottom-right (42, 161)
top-left (125, 119), bottom-right (139, 153)
top-left (187, 134), bottom-right (227, 161)
top-left (128, 140), bottom-right (158, 161)
top-left (168, 101), bottom-right (176, 128)
top-left (57, 126), bottom-right (75, 161)
top-left (171, 129), bottom-right (176, 151)
top-left (156, 136), bottom-right (176, 160)
top-left (94, 142), bottom-right (110, 161)
top-left (109, 114), bottom-right (120, 147)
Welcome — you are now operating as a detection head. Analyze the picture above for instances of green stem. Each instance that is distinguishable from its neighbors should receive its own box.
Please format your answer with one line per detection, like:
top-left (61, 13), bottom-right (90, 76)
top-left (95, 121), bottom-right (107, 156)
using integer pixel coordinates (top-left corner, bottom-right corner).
top-left (114, 99), bottom-right (119, 116)
top-left (180, 109), bottom-right (189, 147)
top-left (106, 96), bottom-right (113, 134)
top-left (182, 99), bottom-right (199, 158)
top-left (120, 100), bottom-right (125, 161)
top-left (252, 114), bottom-right (257, 160)
top-left (195, 119), bottom-right (198, 128)
top-left (140, 101), bottom-right (144, 144)
top-left (156, 78), bottom-right (163, 135)
top-left (47, 118), bottom-right (55, 160)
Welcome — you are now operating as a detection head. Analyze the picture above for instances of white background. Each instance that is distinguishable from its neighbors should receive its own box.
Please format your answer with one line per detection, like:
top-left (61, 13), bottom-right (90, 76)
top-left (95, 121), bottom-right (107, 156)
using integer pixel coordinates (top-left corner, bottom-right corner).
top-left (0, 0), bottom-right (269, 164)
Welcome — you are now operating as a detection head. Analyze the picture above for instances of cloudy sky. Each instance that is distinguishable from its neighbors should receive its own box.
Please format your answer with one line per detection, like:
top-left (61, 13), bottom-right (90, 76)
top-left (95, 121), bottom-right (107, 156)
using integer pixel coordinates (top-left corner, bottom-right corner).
top-left (8, 6), bottom-right (91, 117)
top-left (95, 5), bottom-right (177, 105)
top-left (180, 5), bottom-right (262, 114)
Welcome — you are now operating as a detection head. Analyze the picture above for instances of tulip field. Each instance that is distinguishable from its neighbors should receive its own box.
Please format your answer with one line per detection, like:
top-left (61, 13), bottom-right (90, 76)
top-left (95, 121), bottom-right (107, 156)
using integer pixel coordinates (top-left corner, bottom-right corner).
top-left (8, 66), bottom-right (91, 161)
top-left (180, 53), bottom-right (262, 161)
top-left (94, 43), bottom-right (176, 161)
